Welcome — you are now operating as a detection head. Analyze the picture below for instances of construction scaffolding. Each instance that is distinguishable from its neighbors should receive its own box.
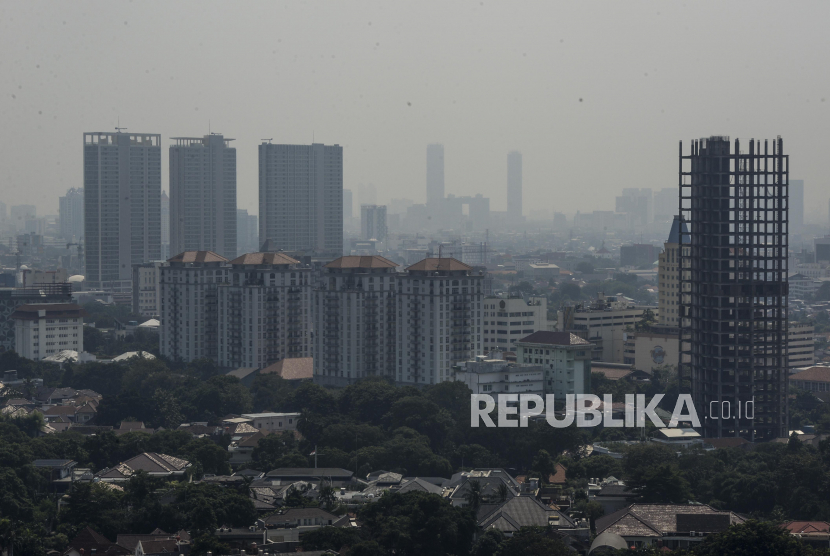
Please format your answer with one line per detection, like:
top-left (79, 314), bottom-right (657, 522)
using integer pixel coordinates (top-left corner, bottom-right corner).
top-left (679, 136), bottom-right (789, 441)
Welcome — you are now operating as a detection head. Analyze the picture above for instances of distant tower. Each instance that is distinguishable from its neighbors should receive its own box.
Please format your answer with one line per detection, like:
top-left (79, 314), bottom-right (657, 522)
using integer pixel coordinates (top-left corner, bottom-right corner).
top-left (59, 187), bottom-right (84, 242)
top-left (169, 134), bottom-right (237, 259)
top-left (343, 189), bottom-right (353, 219)
top-left (507, 151), bottom-right (522, 221)
top-left (361, 205), bottom-right (388, 242)
top-left (161, 190), bottom-right (170, 259)
top-left (679, 136), bottom-right (789, 441)
top-left (83, 132), bottom-right (161, 291)
top-left (789, 179), bottom-right (804, 232)
top-left (426, 144), bottom-right (445, 205)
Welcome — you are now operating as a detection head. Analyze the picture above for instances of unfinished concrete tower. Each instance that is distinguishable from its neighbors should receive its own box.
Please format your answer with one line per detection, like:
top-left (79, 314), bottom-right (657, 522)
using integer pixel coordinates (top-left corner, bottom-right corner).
top-left (679, 136), bottom-right (789, 441)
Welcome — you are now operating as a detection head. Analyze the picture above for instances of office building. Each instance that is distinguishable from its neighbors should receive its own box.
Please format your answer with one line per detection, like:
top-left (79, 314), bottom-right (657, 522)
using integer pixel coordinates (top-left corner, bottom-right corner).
top-left (161, 190), bottom-right (170, 260)
top-left (83, 132), bottom-right (162, 291)
top-left (790, 179), bottom-right (804, 233)
top-left (816, 237), bottom-right (830, 263)
top-left (653, 187), bottom-right (677, 221)
top-left (169, 135), bottom-right (237, 259)
top-left (507, 151), bottom-right (522, 221)
top-left (236, 209), bottom-right (259, 254)
top-left (482, 295), bottom-right (550, 352)
top-left (788, 322), bottom-right (814, 371)
top-left (343, 189), bottom-right (353, 219)
top-left (426, 144), bottom-right (444, 205)
top-left (313, 256), bottom-right (399, 387)
top-left (259, 143), bottom-right (343, 256)
top-left (159, 251), bottom-right (229, 362)
top-left (360, 205), bottom-right (388, 242)
top-left (658, 216), bottom-right (689, 326)
top-left (11, 303), bottom-right (85, 360)
top-left (217, 252), bottom-right (311, 369)
top-left (9, 205), bottom-right (36, 232)
top-left (59, 188), bottom-right (84, 242)
top-left (679, 136), bottom-right (789, 440)
top-left (515, 331), bottom-right (593, 398)
top-left (397, 258), bottom-right (483, 385)
top-left (558, 294), bottom-right (647, 363)
top-left (0, 284), bottom-right (73, 352)
top-left (132, 262), bottom-right (163, 317)
top-left (616, 188), bottom-right (653, 227)
top-left (456, 356), bottom-right (544, 401)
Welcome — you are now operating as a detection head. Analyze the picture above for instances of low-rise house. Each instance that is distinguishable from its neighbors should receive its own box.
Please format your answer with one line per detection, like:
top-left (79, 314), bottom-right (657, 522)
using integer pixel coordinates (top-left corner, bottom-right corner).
top-left (595, 503), bottom-right (745, 551)
top-left (242, 412), bottom-right (301, 433)
top-left (477, 495), bottom-right (586, 539)
top-left (791, 366), bottom-right (830, 393)
top-left (260, 357), bottom-right (314, 381)
top-left (33, 459), bottom-right (77, 481)
top-left (651, 427), bottom-right (706, 449)
top-left (229, 430), bottom-right (268, 466)
top-left (265, 468), bottom-right (355, 488)
top-left (784, 521), bottom-right (830, 548)
top-left (589, 483), bottom-right (639, 515)
top-left (115, 421), bottom-right (154, 436)
top-left (116, 529), bottom-right (190, 554)
top-left (64, 526), bottom-right (130, 556)
top-left (263, 508), bottom-right (340, 529)
top-left (96, 452), bottom-right (191, 482)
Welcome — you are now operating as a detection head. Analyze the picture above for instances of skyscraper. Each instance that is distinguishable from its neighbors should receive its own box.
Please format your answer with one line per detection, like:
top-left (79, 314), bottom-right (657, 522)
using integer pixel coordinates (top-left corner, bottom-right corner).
top-left (59, 187), bottom-right (84, 241)
top-left (426, 144), bottom-right (444, 205)
top-left (343, 189), bottom-right (353, 219)
top-left (361, 205), bottom-right (388, 242)
top-left (169, 135), bottom-right (237, 259)
top-left (83, 132), bottom-right (161, 291)
top-left (236, 209), bottom-right (258, 254)
top-left (679, 136), bottom-right (788, 440)
top-left (507, 151), bottom-right (522, 221)
top-left (259, 142), bottom-right (343, 256)
top-left (789, 179), bottom-right (804, 232)
top-left (657, 216), bottom-right (688, 327)
top-left (161, 190), bottom-right (170, 259)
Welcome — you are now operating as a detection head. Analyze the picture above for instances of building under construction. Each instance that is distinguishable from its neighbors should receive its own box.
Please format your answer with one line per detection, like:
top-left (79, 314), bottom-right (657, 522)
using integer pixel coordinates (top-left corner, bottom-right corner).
top-left (679, 136), bottom-right (789, 441)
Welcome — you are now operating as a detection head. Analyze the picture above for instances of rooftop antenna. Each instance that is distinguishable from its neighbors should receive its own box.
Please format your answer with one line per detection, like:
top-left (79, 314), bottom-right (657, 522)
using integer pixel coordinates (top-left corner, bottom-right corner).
top-left (115, 117), bottom-right (127, 133)
top-left (261, 138), bottom-right (273, 144)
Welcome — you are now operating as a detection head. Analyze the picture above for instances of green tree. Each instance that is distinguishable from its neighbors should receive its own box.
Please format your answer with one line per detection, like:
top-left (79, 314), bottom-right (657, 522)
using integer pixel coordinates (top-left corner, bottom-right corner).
top-left (694, 520), bottom-right (812, 556)
top-left (465, 480), bottom-right (483, 513)
top-left (495, 526), bottom-right (572, 556)
top-left (301, 526), bottom-right (363, 552)
top-left (532, 449), bottom-right (555, 482)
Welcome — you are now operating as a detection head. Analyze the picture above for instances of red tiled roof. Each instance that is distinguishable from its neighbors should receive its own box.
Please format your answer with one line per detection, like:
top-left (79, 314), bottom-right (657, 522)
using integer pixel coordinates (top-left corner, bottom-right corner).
top-left (406, 257), bottom-right (472, 271)
top-left (229, 252), bottom-right (299, 266)
top-left (790, 367), bottom-right (830, 383)
top-left (260, 357), bottom-right (313, 380)
top-left (547, 463), bottom-right (568, 484)
top-left (784, 521), bottom-right (830, 534)
top-left (167, 251), bottom-right (228, 263)
top-left (325, 256), bottom-right (398, 269)
top-left (517, 331), bottom-right (590, 346)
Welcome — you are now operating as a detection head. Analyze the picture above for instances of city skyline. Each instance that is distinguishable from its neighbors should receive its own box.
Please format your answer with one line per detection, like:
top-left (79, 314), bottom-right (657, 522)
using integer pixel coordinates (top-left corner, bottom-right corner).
top-left (3, 1), bottom-right (830, 222)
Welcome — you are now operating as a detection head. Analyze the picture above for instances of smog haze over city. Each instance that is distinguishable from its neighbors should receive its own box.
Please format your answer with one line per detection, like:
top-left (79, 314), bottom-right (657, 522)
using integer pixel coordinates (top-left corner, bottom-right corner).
top-left (2, 0), bottom-right (830, 219)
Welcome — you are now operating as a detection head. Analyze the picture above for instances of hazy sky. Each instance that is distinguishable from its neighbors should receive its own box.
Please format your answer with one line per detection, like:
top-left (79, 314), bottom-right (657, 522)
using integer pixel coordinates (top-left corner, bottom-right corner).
top-left (2, 1), bottom-right (830, 221)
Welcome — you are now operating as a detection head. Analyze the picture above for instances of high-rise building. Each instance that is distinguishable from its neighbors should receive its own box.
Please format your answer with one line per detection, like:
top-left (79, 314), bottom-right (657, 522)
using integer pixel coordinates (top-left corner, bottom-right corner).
top-left (59, 188), bottom-right (84, 242)
top-left (426, 144), bottom-right (444, 205)
top-left (313, 256), bottom-right (399, 386)
top-left (259, 143), bottom-right (343, 256)
top-left (217, 253), bottom-right (311, 369)
top-left (312, 256), bottom-right (483, 386)
top-left (161, 190), bottom-right (170, 260)
top-left (657, 216), bottom-right (689, 326)
top-left (789, 179), bottom-right (804, 232)
top-left (515, 332), bottom-right (593, 398)
top-left (83, 132), bottom-right (161, 291)
top-left (361, 205), bottom-right (388, 242)
top-left (159, 251), bottom-right (228, 362)
top-left (653, 187), bottom-right (677, 221)
top-left (679, 136), bottom-right (789, 440)
top-left (0, 284), bottom-right (73, 352)
top-left (236, 209), bottom-right (258, 254)
top-left (507, 151), bottom-right (522, 221)
top-left (169, 135), bottom-right (237, 259)
top-left (132, 262), bottom-right (163, 317)
top-left (11, 303), bottom-right (85, 360)
top-left (482, 295), bottom-right (550, 352)
top-left (10, 205), bottom-right (36, 232)
top-left (343, 189), bottom-right (353, 219)
top-left (396, 259), bottom-right (483, 385)
top-left (616, 188), bottom-right (653, 227)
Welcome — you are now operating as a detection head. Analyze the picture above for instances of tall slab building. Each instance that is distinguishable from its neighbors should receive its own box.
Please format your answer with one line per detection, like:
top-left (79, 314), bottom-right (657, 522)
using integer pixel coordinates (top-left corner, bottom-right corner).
top-left (259, 143), bottom-right (343, 257)
top-left (83, 132), bottom-right (161, 291)
top-left (507, 151), bottom-right (522, 221)
top-left (679, 136), bottom-right (789, 440)
top-left (169, 135), bottom-right (237, 259)
top-left (59, 187), bottom-right (84, 241)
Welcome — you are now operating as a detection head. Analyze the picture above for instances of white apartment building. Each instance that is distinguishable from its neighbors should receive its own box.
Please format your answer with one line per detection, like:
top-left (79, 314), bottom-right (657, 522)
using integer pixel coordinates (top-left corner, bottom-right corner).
top-left (159, 251), bottom-right (229, 362)
top-left (658, 216), bottom-right (689, 327)
top-left (240, 412), bottom-right (300, 433)
top-left (132, 262), bottom-right (163, 317)
top-left (11, 304), bottom-right (85, 360)
top-left (361, 204), bottom-right (388, 242)
top-left (514, 331), bottom-right (594, 397)
top-left (169, 135), bottom-right (237, 259)
top-left (482, 295), bottom-right (550, 353)
top-left (83, 132), bottom-right (161, 291)
top-left (259, 143), bottom-right (343, 257)
top-left (313, 256), bottom-right (399, 387)
top-left (455, 356), bottom-right (543, 400)
top-left (397, 258), bottom-right (483, 385)
top-left (218, 252), bottom-right (311, 369)
top-left (789, 322), bottom-right (815, 371)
